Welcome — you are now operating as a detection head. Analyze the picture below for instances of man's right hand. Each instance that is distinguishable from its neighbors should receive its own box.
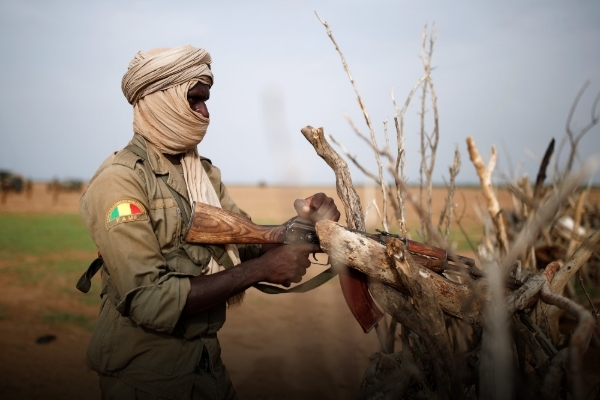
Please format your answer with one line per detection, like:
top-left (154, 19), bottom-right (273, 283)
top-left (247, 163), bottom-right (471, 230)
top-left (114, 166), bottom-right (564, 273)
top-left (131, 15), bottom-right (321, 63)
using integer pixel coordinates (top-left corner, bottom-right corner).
top-left (258, 243), bottom-right (319, 287)
top-left (184, 243), bottom-right (319, 316)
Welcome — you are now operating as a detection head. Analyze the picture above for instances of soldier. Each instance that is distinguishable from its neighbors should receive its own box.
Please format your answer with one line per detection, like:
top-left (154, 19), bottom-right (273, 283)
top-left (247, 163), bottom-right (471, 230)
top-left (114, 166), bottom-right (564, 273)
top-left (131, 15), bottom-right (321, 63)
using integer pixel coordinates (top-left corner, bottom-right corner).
top-left (78, 46), bottom-right (340, 399)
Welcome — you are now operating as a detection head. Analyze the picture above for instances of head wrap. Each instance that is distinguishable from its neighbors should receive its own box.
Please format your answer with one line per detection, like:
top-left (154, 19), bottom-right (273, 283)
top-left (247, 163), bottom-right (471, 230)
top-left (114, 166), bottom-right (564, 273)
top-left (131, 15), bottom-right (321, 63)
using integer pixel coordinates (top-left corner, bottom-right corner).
top-left (122, 45), bottom-right (213, 153)
top-left (122, 45), bottom-right (213, 106)
top-left (121, 46), bottom-right (242, 292)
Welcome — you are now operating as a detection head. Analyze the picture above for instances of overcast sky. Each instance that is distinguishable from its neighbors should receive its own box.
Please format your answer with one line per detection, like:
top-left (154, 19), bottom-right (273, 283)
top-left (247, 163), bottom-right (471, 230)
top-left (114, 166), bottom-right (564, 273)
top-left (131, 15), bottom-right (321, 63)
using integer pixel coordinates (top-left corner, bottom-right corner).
top-left (1, 0), bottom-right (599, 186)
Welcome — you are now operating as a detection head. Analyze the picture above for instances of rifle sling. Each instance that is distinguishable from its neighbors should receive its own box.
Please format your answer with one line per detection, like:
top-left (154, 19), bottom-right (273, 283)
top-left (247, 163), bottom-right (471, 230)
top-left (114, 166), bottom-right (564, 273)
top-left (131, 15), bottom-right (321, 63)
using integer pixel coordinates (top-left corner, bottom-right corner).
top-left (253, 267), bottom-right (337, 293)
top-left (76, 256), bottom-right (103, 293)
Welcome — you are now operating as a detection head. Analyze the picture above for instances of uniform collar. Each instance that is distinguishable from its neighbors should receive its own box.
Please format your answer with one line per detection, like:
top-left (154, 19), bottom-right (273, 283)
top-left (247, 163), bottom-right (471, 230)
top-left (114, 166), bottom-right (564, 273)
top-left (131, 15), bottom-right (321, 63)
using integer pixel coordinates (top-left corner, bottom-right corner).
top-left (130, 134), bottom-right (190, 200)
top-left (131, 133), bottom-right (170, 174)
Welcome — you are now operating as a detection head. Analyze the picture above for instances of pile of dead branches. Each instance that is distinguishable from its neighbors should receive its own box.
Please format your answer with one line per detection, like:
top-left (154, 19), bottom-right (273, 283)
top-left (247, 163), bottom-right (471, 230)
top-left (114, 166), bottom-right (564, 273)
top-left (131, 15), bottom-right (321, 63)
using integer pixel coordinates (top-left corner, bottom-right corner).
top-left (304, 13), bottom-right (600, 400)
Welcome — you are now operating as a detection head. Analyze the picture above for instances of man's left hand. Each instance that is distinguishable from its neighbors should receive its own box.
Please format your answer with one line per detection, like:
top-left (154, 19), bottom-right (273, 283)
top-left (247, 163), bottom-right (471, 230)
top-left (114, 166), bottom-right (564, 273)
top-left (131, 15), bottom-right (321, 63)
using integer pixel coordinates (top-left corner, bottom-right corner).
top-left (293, 193), bottom-right (341, 224)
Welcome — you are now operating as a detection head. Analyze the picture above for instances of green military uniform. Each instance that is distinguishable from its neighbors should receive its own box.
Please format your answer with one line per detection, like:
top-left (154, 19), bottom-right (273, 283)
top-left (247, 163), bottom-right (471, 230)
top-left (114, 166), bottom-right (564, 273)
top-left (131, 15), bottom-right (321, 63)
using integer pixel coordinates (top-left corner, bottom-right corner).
top-left (80, 133), bottom-right (260, 399)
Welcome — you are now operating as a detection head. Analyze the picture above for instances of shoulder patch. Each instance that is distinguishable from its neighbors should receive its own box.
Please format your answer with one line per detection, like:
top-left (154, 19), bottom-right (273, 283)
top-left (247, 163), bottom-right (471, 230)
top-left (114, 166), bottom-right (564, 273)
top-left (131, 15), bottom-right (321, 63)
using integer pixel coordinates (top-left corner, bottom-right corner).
top-left (106, 199), bottom-right (148, 230)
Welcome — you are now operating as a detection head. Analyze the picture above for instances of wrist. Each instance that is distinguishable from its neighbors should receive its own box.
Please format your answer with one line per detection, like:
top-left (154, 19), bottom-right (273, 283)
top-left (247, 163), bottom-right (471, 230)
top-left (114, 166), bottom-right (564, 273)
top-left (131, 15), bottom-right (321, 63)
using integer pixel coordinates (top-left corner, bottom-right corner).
top-left (244, 257), bottom-right (270, 283)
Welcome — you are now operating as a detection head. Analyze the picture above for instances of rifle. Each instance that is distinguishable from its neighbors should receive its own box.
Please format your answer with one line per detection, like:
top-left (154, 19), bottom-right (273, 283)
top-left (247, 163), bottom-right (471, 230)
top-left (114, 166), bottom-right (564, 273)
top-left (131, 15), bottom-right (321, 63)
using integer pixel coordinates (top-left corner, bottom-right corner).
top-left (183, 202), bottom-right (481, 282)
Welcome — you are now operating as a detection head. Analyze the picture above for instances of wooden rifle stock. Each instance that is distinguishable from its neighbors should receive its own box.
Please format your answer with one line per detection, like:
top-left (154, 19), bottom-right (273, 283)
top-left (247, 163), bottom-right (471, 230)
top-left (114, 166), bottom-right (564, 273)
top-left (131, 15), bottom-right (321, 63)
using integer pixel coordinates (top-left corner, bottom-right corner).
top-left (184, 203), bottom-right (287, 245)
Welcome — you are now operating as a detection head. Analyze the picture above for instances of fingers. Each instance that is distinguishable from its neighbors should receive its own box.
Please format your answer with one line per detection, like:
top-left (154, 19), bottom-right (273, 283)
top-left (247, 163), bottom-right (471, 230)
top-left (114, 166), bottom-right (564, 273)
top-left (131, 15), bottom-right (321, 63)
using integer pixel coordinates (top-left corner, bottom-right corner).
top-left (293, 198), bottom-right (311, 219)
top-left (262, 243), bottom-right (316, 287)
top-left (287, 264), bottom-right (308, 286)
top-left (294, 193), bottom-right (340, 223)
top-left (294, 242), bottom-right (321, 255)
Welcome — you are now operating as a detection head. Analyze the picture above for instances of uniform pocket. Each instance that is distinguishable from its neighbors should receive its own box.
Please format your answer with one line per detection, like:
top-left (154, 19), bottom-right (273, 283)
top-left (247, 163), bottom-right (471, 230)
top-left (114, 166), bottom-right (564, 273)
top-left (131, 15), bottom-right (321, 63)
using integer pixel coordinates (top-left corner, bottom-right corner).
top-left (148, 198), bottom-right (179, 256)
top-left (87, 298), bottom-right (186, 376)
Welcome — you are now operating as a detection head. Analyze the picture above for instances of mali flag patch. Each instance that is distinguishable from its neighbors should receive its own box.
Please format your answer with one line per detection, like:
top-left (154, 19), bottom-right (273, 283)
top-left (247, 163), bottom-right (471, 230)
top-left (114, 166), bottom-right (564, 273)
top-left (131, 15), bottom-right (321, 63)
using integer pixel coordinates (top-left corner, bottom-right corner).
top-left (106, 199), bottom-right (148, 229)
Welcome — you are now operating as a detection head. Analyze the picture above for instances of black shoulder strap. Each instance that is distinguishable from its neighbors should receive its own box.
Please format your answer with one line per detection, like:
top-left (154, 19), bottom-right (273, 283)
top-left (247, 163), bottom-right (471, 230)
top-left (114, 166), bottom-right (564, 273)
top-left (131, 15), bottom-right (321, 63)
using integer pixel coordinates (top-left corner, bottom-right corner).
top-left (76, 256), bottom-right (103, 293)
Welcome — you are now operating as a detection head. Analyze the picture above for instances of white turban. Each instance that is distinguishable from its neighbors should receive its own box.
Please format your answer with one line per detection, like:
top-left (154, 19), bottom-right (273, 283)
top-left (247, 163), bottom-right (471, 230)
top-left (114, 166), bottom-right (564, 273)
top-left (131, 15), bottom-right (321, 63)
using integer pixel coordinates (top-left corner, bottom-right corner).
top-left (121, 46), bottom-right (242, 284)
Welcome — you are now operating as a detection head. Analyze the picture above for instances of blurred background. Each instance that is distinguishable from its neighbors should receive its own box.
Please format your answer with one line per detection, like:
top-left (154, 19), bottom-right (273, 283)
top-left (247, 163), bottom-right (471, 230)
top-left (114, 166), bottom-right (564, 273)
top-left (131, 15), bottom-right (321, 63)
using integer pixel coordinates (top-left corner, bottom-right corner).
top-left (1, 1), bottom-right (599, 399)
top-left (0, 0), bottom-right (599, 185)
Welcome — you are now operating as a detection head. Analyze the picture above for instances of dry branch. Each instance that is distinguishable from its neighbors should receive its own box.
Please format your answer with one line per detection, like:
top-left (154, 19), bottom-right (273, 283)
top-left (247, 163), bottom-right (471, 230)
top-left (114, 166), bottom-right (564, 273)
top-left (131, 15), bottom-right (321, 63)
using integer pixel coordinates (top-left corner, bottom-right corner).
top-left (501, 161), bottom-right (599, 277)
top-left (550, 229), bottom-right (600, 295)
top-left (505, 273), bottom-right (546, 315)
top-left (380, 236), bottom-right (457, 397)
top-left (566, 190), bottom-right (589, 258)
top-left (301, 126), bottom-right (365, 230)
top-left (540, 262), bottom-right (595, 400)
top-left (316, 219), bottom-right (486, 324)
top-left (417, 25), bottom-right (440, 242)
top-left (533, 138), bottom-right (555, 201)
top-left (541, 349), bottom-right (568, 400)
top-left (466, 136), bottom-right (509, 254)
top-left (438, 145), bottom-right (461, 240)
top-left (564, 80), bottom-right (600, 176)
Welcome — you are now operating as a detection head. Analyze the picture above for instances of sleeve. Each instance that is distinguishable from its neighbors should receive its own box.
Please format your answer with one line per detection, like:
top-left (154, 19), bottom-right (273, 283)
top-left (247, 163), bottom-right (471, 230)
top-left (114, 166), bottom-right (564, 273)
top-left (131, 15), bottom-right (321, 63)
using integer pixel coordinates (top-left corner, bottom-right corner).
top-left (79, 164), bottom-right (190, 333)
top-left (201, 160), bottom-right (262, 261)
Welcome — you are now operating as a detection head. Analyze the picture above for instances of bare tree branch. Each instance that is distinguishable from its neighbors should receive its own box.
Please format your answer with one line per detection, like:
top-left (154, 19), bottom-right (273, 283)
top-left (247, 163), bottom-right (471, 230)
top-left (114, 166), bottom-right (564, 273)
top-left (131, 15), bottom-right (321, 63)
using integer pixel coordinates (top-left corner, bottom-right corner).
top-left (564, 80), bottom-right (600, 176)
top-left (466, 136), bottom-right (510, 255)
top-left (438, 145), bottom-right (461, 240)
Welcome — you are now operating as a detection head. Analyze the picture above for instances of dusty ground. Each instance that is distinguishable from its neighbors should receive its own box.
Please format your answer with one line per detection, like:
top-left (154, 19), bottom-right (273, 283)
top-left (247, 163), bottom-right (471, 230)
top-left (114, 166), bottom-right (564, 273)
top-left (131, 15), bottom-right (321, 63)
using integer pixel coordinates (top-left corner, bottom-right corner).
top-left (0, 184), bottom-right (599, 399)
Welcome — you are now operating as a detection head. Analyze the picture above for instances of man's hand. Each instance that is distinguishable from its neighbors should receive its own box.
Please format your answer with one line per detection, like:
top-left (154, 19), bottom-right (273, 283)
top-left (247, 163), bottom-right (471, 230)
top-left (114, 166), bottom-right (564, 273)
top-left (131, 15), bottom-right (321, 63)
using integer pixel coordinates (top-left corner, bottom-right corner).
top-left (184, 242), bottom-right (320, 315)
top-left (293, 193), bottom-right (341, 224)
top-left (259, 243), bottom-right (319, 287)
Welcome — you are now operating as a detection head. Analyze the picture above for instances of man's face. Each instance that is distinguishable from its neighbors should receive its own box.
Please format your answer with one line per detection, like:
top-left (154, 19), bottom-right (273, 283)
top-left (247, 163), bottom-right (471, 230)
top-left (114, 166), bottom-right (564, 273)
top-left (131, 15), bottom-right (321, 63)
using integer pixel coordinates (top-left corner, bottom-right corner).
top-left (187, 82), bottom-right (210, 118)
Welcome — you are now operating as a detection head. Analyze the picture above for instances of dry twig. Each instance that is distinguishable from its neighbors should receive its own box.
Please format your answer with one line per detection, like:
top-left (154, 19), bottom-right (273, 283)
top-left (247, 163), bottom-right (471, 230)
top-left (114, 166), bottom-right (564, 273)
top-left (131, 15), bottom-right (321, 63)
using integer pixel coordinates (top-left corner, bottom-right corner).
top-left (438, 145), bottom-right (461, 240)
top-left (466, 136), bottom-right (509, 255)
top-left (563, 80), bottom-right (600, 177)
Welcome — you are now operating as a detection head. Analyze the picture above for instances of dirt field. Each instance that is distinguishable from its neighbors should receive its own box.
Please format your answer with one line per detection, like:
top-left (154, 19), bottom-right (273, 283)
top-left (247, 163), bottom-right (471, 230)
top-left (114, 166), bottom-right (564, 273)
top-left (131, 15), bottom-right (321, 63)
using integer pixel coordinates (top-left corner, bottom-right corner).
top-left (0, 183), bottom-right (598, 399)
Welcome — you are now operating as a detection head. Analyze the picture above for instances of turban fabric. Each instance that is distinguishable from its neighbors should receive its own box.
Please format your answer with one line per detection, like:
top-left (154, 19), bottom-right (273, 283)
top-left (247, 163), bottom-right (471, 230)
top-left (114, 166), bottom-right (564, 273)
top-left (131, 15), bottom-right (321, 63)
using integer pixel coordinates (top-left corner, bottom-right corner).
top-left (121, 46), bottom-right (243, 298)
top-left (122, 45), bottom-right (213, 106)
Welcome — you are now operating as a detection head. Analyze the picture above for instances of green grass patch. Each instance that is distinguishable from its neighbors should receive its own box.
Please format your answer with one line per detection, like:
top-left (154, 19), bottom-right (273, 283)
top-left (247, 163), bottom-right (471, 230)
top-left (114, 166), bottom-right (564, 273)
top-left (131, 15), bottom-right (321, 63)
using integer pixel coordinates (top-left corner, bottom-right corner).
top-left (0, 213), bottom-right (96, 259)
top-left (3, 258), bottom-right (94, 285)
top-left (0, 213), bottom-right (101, 306)
top-left (42, 311), bottom-right (96, 332)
